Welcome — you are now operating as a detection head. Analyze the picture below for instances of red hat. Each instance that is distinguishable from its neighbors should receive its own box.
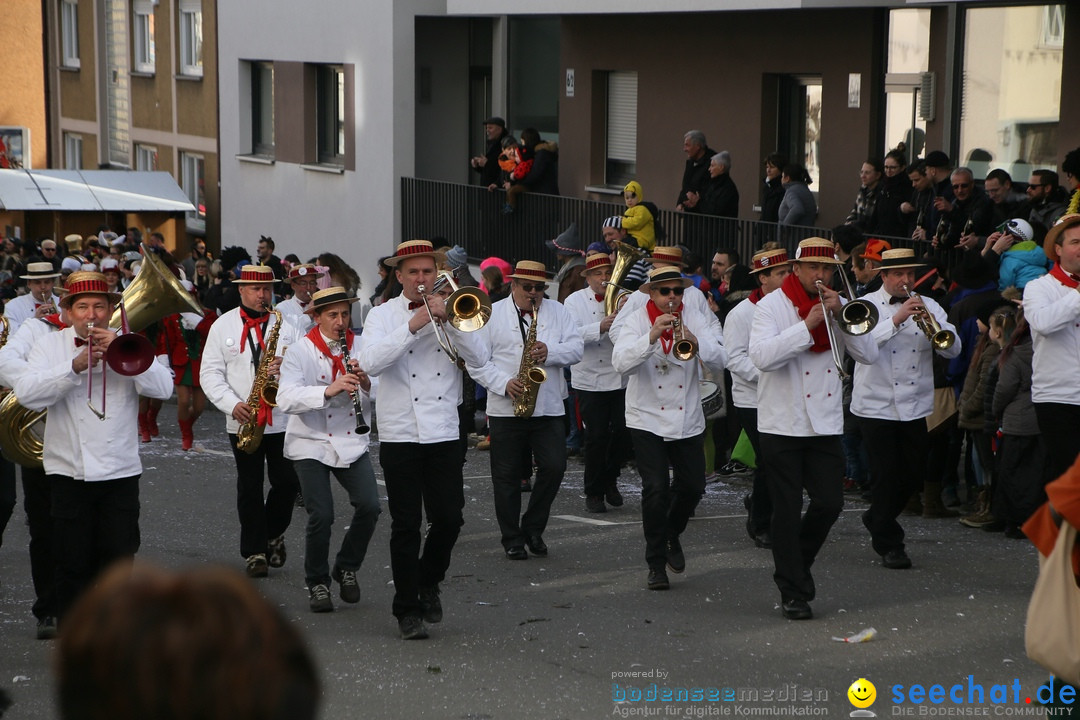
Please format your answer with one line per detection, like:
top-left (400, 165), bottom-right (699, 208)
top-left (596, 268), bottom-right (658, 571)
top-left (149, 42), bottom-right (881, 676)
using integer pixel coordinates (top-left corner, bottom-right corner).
top-left (232, 265), bottom-right (277, 284)
top-left (861, 239), bottom-right (892, 263)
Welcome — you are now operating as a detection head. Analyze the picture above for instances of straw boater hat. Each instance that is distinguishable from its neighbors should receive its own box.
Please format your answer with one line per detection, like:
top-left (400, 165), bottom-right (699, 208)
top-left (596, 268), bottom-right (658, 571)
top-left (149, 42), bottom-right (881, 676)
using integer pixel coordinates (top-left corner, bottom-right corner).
top-left (59, 271), bottom-right (122, 308)
top-left (506, 260), bottom-right (549, 282)
top-left (232, 265), bottom-right (277, 284)
top-left (384, 239), bottom-right (447, 267)
top-left (1044, 213), bottom-right (1080, 262)
top-left (304, 286), bottom-right (359, 315)
top-left (644, 246), bottom-right (687, 268)
top-left (286, 263), bottom-right (324, 283)
top-left (583, 252), bottom-right (612, 273)
top-left (878, 248), bottom-right (925, 270)
top-left (638, 266), bottom-right (694, 293)
top-left (749, 248), bottom-right (790, 274)
top-left (19, 261), bottom-right (62, 280)
top-left (792, 237), bottom-right (844, 265)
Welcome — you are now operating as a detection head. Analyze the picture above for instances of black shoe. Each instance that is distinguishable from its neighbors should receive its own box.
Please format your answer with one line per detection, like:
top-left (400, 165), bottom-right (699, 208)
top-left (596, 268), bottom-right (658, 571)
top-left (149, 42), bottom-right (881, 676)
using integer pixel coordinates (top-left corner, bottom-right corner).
top-left (982, 519), bottom-right (1007, 533)
top-left (332, 566), bottom-right (361, 604)
top-left (647, 568), bottom-right (670, 590)
top-left (399, 615), bottom-right (429, 640)
top-left (1004, 525), bottom-right (1026, 540)
top-left (36, 616), bottom-right (58, 640)
top-left (309, 583), bottom-right (334, 613)
top-left (882, 549), bottom-right (913, 569)
top-left (419, 585), bottom-right (443, 624)
top-left (520, 478), bottom-right (533, 493)
top-left (585, 495), bottom-right (606, 513)
top-left (505, 546), bottom-right (528, 560)
top-left (525, 535), bottom-right (548, 557)
top-left (605, 484), bottom-right (624, 507)
top-left (666, 537), bottom-right (685, 574)
top-left (752, 531), bottom-right (773, 549)
top-left (781, 598), bottom-right (813, 620)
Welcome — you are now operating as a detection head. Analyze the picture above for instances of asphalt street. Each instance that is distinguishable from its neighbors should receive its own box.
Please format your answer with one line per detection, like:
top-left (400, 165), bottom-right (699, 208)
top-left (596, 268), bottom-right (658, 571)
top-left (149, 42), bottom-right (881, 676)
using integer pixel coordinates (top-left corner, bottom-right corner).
top-left (0, 406), bottom-right (1058, 719)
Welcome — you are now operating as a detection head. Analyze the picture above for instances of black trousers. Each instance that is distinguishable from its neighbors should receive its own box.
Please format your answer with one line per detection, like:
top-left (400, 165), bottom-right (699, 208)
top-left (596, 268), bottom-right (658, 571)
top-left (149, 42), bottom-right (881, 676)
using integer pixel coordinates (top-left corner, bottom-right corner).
top-left (23, 465), bottom-right (56, 619)
top-left (630, 429), bottom-right (705, 570)
top-left (380, 440), bottom-right (464, 620)
top-left (228, 432), bottom-right (299, 558)
top-left (734, 406), bottom-right (772, 535)
top-left (0, 455), bottom-right (14, 549)
top-left (489, 416), bottom-right (565, 549)
top-left (759, 433), bottom-right (844, 602)
top-left (50, 474), bottom-right (140, 619)
top-left (858, 417), bottom-right (927, 556)
top-left (577, 388), bottom-right (631, 497)
top-left (993, 434), bottom-right (1049, 526)
top-left (1034, 403), bottom-right (1080, 483)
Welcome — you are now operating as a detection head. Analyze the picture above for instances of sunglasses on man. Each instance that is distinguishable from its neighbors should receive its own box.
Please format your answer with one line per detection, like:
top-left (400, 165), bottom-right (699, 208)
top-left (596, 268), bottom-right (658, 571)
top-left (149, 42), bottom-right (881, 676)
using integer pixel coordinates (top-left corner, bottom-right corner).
top-left (654, 286), bottom-right (685, 296)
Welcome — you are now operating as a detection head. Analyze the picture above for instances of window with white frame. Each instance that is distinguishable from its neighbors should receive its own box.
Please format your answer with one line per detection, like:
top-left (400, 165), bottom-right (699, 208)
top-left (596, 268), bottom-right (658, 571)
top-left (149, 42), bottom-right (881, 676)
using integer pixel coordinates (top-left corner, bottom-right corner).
top-left (64, 133), bottom-right (83, 169)
top-left (178, 0), bottom-right (203, 77)
top-left (181, 152), bottom-right (206, 232)
top-left (316, 64), bottom-right (345, 165)
top-left (605, 71), bottom-right (637, 187)
top-left (135, 144), bottom-right (158, 171)
top-left (132, 0), bottom-right (155, 73)
top-left (61, 0), bottom-right (80, 69)
top-left (252, 62), bottom-right (274, 155)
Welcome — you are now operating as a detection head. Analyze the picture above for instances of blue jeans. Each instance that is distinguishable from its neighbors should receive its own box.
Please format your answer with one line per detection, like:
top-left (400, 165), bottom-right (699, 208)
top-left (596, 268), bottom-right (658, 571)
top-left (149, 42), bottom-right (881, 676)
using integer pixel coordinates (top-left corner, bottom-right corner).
top-left (293, 456), bottom-right (381, 588)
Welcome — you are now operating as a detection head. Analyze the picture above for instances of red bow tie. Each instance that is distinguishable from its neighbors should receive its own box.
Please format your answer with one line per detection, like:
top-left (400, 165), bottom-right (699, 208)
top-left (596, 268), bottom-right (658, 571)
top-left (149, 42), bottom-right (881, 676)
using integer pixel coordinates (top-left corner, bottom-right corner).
top-left (594, 293), bottom-right (605, 303)
top-left (519, 309), bottom-right (533, 319)
top-left (75, 337), bottom-right (88, 347)
top-left (408, 300), bottom-right (424, 310)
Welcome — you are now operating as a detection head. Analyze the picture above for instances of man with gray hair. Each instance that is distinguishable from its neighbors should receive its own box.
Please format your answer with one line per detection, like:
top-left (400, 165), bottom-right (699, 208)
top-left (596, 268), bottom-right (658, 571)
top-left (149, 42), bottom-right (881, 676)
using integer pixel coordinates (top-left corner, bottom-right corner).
top-left (676, 130), bottom-right (716, 212)
top-left (684, 151), bottom-right (739, 218)
top-left (936, 167), bottom-right (994, 251)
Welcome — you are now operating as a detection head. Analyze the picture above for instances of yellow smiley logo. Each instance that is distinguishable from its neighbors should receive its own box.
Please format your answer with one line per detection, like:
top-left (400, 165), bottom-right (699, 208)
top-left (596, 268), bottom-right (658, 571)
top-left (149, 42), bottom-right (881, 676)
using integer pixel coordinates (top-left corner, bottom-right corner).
top-left (848, 678), bottom-right (877, 709)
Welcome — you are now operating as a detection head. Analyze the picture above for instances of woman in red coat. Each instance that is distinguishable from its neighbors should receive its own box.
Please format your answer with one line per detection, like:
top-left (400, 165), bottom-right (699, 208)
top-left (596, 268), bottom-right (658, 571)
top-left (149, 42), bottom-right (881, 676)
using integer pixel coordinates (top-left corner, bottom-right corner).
top-left (158, 286), bottom-right (218, 449)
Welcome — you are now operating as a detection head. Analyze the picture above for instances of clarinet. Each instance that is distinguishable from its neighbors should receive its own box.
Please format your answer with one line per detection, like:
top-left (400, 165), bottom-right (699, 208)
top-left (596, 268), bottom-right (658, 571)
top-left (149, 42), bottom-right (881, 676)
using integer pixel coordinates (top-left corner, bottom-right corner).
top-left (338, 331), bottom-right (370, 435)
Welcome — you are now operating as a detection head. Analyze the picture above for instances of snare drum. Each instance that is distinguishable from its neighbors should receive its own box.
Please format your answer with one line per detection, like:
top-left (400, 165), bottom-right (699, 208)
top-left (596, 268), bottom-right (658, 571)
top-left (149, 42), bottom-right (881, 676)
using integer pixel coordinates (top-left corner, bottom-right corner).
top-left (699, 380), bottom-right (725, 420)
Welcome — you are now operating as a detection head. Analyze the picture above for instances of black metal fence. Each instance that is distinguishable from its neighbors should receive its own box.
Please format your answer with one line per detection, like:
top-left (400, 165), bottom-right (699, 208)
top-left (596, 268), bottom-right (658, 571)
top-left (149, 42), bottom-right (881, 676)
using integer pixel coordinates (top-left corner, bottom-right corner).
top-left (401, 178), bottom-right (921, 271)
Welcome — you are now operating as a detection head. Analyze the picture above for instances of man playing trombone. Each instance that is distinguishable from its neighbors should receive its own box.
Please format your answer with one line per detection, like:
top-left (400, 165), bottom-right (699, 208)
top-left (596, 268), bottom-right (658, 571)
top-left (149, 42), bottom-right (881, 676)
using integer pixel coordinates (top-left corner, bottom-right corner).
top-left (14, 271), bottom-right (173, 620)
top-left (749, 238), bottom-right (877, 620)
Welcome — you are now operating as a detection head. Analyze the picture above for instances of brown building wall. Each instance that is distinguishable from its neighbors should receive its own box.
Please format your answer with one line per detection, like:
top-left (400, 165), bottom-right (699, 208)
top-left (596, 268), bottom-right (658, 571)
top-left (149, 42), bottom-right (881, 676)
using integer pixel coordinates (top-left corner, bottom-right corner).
top-left (131, 2), bottom-right (174, 132)
top-left (561, 9), bottom-right (890, 228)
top-left (0, 1), bottom-right (48, 169)
top-left (58, 0), bottom-right (98, 125)
top-left (175, 0), bottom-right (217, 139)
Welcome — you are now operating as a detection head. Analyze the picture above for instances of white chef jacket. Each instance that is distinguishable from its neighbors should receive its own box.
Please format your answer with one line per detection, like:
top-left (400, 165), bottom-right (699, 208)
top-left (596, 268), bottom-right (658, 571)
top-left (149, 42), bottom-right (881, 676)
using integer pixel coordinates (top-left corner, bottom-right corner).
top-left (723, 296), bottom-right (760, 409)
top-left (563, 286), bottom-right (625, 392)
top-left (851, 287), bottom-right (961, 421)
top-left (610, 285), bottom-right (726, 372)
top-left (277, 330), bottom-right (374, 467)
top-left (357, 293), bottom-right (462, 444)
top-left (458, 296), bottom-right (583, 419)
top-left (0, 316), bottom-right (64, 387)
top-left (4, 291), bottom-right (62, 333)
top-left (750, 288), bottom-right (878, 437)
top-left (612, 299), bottom-right (726, 440)
top-left (14, 326), bottom-right (173, 481)
top-left (277, 296), bottom-right (315, 333)
top-left (1023, 271), bottom-right (1080, 405)
top-left (200, 306), bottom-right (304, 435)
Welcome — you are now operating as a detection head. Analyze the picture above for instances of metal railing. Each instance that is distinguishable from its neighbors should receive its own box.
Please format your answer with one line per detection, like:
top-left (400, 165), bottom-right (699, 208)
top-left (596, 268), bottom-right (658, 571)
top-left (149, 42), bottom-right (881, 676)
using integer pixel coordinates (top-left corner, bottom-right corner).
top-left (401, 178), bottom-right (924, 271)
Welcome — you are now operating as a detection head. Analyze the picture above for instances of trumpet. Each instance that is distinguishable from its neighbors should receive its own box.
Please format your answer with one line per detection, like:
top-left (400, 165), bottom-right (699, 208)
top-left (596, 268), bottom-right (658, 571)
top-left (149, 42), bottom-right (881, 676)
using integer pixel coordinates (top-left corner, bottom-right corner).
top-left (902, 284), bottom-right (956, 350)
top-left (419, 271), bottom-right (492, 369)
top-left (33, 288), bottom-right (56, 316)
top-left (668, 300), bottom-right (697, 361)
top-left (814, 281), bottom-right (850, 380)
top-left (338, 331), bottom-right (369, 435)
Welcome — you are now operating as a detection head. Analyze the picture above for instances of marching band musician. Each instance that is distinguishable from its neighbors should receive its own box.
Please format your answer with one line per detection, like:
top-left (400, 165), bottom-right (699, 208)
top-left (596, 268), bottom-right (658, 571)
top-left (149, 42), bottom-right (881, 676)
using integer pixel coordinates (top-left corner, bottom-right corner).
top-left (277, 264), bottom-right (326, 333)
top-left (277, 287), bottom-right (380, 614)
top-left (564, 252), bottom-right (631, 514)
top-left (612, 266), bottom-right (726, 590)
top-left (5, 262), bottom-right (63, 332)
top-left (201, 265), bottom-right (302, 579)
top-left (157, 281), bottom-right (217, 451)
top-left (0, 301), bottom-right (71, 639)
top-left (749, 238), bottom-right (878, 620)
top-left (14, 271), bottom-right (173, 620)
top-left (852, 248), bottom-right (960, 570)
top-left (357, 239), bottom-right (467, 641)
top-left (458, 260), bottom-right (584, 562)
top-left (723, 245), bottom-right (792, 550)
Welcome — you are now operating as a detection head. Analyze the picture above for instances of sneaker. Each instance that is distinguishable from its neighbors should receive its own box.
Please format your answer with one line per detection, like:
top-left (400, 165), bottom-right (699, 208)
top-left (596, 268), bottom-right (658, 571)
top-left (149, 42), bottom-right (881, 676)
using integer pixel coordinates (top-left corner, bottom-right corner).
top-left (268, 535), bottom-right (287, 568)
top-left (959, 509), bottom-right (998, 529)
top-left (882, 549), bottom-right (913, 569)
top-left (36, 616), bottom-right (58, 640)
top-left (585, 495), bottom-right (606, 513)
top-left (419, 585), bottom-right (443, 624)
top-left (605, 484), bottom-right (624, 507)
top-left (476, 436), bottom-right (491, 451)
top-left (781, 598), bottom-right (813, 620)
top-left (245, 553), bottom-right (268, 578)
top-left (647, 568), bottom-right (670, 590)
top-left (309, 584), bottom-right (334, 613)
top-left (399, 615), bottom-right (429, 640)
top-left (666, 537), bottom-right (685, 574)
top-left (718, 460), bottom-right (752, 477)
top-left (332, 567), bottom-right (360, 604)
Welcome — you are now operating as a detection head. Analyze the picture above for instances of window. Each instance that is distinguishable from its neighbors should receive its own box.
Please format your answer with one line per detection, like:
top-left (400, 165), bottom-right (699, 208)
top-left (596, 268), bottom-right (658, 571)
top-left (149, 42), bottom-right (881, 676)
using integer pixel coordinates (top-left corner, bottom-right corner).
top-left (181, 152), bottom-right (206, 233)
top-left (135, 144), bottom-right (158, 171)
top-left (316, 65), bottom-right (345, 165)
top-left (132, 0), bottom-right (155, 74)
top-left (1042, 5), bottom-right (1065, 48)
top-left (605, 71), bottom-right (637, 187)
top-left (61, 0), bottom-right (79, 69)
top-left (252, 62), bottom-right (274, 156)
top-left (64, 133), bottom-right (83, 169)
top-left (884, 8), bottom-right (930, 162)
top-left (178, 0), bottom-right (202, 77)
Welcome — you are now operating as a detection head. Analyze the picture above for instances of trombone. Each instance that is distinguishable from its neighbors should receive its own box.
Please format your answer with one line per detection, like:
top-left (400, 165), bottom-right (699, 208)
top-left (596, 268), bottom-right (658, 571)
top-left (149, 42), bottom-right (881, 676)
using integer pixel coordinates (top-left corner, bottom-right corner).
top-left (419, 270), bottom-right (492, 368)
top-left (902, 284), bottom-right (956, 350)
top-left (86, 301), bottom-right (157, 420)
top-left (814, 281), bottom-right (850, 380)
top-left (832, 268), bottom-right (878, 336)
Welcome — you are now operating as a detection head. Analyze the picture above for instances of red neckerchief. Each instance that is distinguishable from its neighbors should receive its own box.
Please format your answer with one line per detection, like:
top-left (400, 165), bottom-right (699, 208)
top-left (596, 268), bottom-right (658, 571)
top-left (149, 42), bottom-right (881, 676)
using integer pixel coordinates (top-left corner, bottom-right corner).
top-left (780, 272), bottom-right (829, 353)
top-left (1051, 264), bottom-right (1080, 289)
top-left (748, 288), bottom-right (765, 305)
top-left (239, 307), bottom-right (267, 353)
top-left (42, 313), bottom-right (68, 330)
top-left (646, 300), bottom-right (676, 355)
top-left (305, 327), bottom-right (355, 380)
top-left (594, 293), bottom-right (604, 303)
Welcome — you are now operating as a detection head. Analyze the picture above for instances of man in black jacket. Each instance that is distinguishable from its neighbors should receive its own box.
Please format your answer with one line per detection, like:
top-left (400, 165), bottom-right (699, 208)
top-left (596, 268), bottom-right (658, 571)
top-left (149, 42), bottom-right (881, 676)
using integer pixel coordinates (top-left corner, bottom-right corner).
top-left (470, 116), bottom-right (510, 189)
top-left (676, 130), bottom-right (716, 212)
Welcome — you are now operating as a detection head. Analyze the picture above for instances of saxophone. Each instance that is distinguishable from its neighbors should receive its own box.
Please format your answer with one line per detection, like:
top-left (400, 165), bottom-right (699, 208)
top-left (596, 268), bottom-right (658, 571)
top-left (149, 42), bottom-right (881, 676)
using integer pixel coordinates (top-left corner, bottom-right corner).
top-left (512, 299), bottom-right (547, 418)
top-left (236, 306), bottom-right (283, 454)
